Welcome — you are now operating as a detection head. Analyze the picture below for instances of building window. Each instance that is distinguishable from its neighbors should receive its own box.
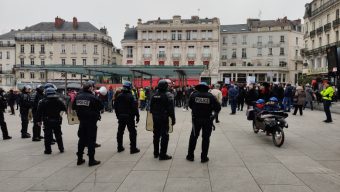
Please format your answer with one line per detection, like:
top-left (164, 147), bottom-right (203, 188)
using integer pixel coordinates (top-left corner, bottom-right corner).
top-left (83, 33), bottom-right (87, 39)
top-left (144, 60), bottom-right (150, 66)
top-left (173, 61), bottom-right (179, 66)
top-left (72, 74), bottom-right (76, 78)
top-left (188, 60), bottom-right (195, 66)
top-left (223, 36), bottom-right (227, 44)
top-left (242, 35), bottom-right (247, 45)
top-left (269, 36), bottom-right (273, 44)
top-left (72, 44), bottom-right (76, 53)
top-left (268, 48), bottom-right (273, 56)
top-left (30, 58), bottom-right (34, 65)
top-left (319, 37), bottom-right (322, 47)
top-left (336, 31), bottom-right (339, 42)
top-left (192, 30), bottom-right (197, 39)
top-left (279, 61), bottom-right (287, 67)
top-left (20, 72), bottom-right (25, 78)
top-left (232, 36), bottom-right (237, 45)
top-left (83, 59), bottom-right (86, 66)
top-left (20, 58), bottom-right (24, 66)
top-left (171, 30), bottom-right (176, 40)
top-left (62, 34), bottom-right (66, 39)
top-left (41, 59), bottom-right (45, 66)
top-left (6, 51), bottom-right (9, 59)
top-left (127, 46), bottom-right (133, 58)
top-left (148, 31), bottom-right (153, 40)
top-left (201, 30), bottom-right (206, 40)
top-left (158, 46), bottom-right (166, 58)
top-left (156, 31), bottom-right (162, 40)
top-left (280, 48), bottom-right (285, 55)
top-left (295, 50), bottom-right (299, 56)
top-left (62, 59), bottom-right (66, 65)
top-left (280, 36), bottom-right (285, 43)
top-left (0, 52), bottom-right (2, 59)
top-left (94, 45), bottom-right (98, 54)
top-left (232, 48), bottom-right (237, 58)
top-left (72, 34), bottom-right (76, 39)
top-left (82, 45), bottom-right (86, 53)
top-left (30, 72), bottom-right (35, 79)
top-left (257, 48), bottom-right (262, 56)
top-left (20, 45), bottom-right (24, 53)
top-left (40, 72), bottom-right (45, 79)
top-left (207, 30), bottom-right (213, 39)
top-left (241, 48), bottom-right (247, 58)
top-left (61, 72), bottom-right (66, 78)
top-left (222, 62), bottom-right (227, 66)
top-left (61, 44), bottom-right (65, 53)
top-left (94, 59), bottom-right (97, 65)
top-left (30, 44), bottom-right (34, 53)
top-left (336, 9), bottom-right (340, 19)
top-left (40, 44), bottom-right (45, 54)
top-left (257, 36), bottom-right (262, 45)
top-left (327, 34), bottom-right (330, 44)
top-left (186, 30), bottom-right (191, 40)
top-left (296, 37), bottom-right (299, 45)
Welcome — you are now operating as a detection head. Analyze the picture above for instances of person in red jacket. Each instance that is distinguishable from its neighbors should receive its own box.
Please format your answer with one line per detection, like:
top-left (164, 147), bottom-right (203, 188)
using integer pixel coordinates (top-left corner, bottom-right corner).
top-left (221, 85), bottom-right (228, 107)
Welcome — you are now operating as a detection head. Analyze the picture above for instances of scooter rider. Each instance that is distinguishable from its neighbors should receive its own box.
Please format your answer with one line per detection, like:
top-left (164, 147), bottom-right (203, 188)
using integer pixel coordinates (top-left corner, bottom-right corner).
top-left (36, 87), bottom-right (66, 154)
top-left (73, 80), bottom-right (103, 166)
top-left (187, 82), bottom-right (221, 163)
top-left (150, 80), bottom-right (175, 160)
top-left (114, 81), bottom-right (140, 154)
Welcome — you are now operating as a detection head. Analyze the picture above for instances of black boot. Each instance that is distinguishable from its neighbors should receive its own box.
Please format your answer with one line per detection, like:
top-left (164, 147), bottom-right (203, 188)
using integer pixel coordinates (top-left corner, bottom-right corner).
top-left (159, 154), bottom-right (172, 160)
top-left (130, 148), bottom-right (140, 154)
top-left (88, 156), bottom-right (100, 167)
top-left (76, 153), bottom-right (85, 165)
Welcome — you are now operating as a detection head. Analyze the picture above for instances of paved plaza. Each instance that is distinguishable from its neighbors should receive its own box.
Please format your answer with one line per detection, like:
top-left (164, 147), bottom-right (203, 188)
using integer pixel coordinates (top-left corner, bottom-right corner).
top-left (0, 107), bottom-right (340, 192)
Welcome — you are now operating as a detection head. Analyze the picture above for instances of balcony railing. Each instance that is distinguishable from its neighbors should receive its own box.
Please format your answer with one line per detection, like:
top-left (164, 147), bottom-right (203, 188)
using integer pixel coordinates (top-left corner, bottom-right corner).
top-left (157, 53), bottom-right (166, 59)
top-left (302, 41), bottom-right (340, 56)
top-left (221, 55), bottom-right (227, 60)
top-left (316, 27), bottom-right (324, 35)
top-left (143, 53), bottom-right (152, 59)
top-left (302, 67), bottom-right (328, 75)
top-left (0, 44), bottom-right (15, 47)
top-left (172, 53), bottom-right (181, 59)
top-left (202, 53), bottom-right (211, 59)
top-left (333, 18), bottom-right (340, 28)
top-left (324, 23), bottom-right (332, 32)
top-left (187, 53), bottom-right (196, 59)
top-left (312, 0), bottom-right (340, 17)
top-left (310, 30), bottom-right (316, 38)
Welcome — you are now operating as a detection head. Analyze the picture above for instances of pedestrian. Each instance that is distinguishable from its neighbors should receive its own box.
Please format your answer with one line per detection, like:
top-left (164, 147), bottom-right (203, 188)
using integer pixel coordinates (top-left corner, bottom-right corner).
top-left (36, 87), bottom-right (66, 154)
top-left (114, 81), bottom-right (140, 154)
top-left (19, 85), bottom-right (32, 138)
top-left (237, 85), bottom-right (246, 111)
top-left (228, 84), bottom-right (238, 115)
top-left (245, 84), bottom-right (258, 109)
top-left (293, 86), bottom-right (306, 116)
top-left (7, 90), bottom-right (16, 115)
top-left (107, 86), bottom-right (114, 112)
top-left (221, 85), bottom-right (228, 107)
top-left (73, 80), bottom-right (103, 166)
top-left (31, 85), bottom-right (45, 142)
top-left (0, 88), bottom-right (12, 140)
top-left (209, 84), bottom-right (222, 123)
top-left (139, 88), bottom-right (146, 110)
top-left (283, 83), bottom-right (293, 112)
top-left (150, 80), bottom-right (175, 160)
top-left (186, 82), bottom-right (221, 163)
top-left (304, 84), bottom-right (314, 111)
top-left (320, 81), bottom-right (335, 123)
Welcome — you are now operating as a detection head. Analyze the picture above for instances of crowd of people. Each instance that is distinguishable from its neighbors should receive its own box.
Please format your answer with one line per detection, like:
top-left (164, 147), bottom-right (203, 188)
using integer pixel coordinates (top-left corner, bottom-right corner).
top-left (0, 78), bottom-right (336, 166)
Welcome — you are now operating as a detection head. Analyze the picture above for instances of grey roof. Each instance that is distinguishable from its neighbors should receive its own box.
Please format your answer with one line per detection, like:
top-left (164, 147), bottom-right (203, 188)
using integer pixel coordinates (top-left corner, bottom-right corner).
top-left (220, 24), bottom-right (250, 33)
top-left (123, 28), bottom-right (138, 40)
top-left (20, 22), bottom-right (101, 33)
top-left (0, 30), bottom-right (17, 39)
top-left (144, 18), bottom-right (215, 25)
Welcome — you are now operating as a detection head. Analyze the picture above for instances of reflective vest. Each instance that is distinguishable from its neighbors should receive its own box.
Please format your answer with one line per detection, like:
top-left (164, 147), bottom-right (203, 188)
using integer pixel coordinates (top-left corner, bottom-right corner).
top-left (320, 86), bottom-right (334, 101)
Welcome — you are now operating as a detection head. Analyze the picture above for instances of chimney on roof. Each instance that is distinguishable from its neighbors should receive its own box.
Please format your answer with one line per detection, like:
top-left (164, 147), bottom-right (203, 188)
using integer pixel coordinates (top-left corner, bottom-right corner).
top-left (54, 16), bottom-right (65, 28)
top-left (247, 18), bottom-right (260, 28)
top-left (100, 27), bottom-right (107, 35)
top-left (138, 18), bottom-right (142, 24)
top-left (125, 24), bottom-right (130, 30)
top-left (191, 16), bottom-right (199, 21)
top-left (73, 17), bottom-right (78, 29)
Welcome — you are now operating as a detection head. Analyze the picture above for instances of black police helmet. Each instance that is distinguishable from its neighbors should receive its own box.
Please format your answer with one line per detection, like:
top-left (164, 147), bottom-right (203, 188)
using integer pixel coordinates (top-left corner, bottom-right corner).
top-left (83, 81), bottom-right (94, 91)
top-left (195, 82), bottom-right (209, 92)
top-left (158, 80), bottom-right (168, 91)
top-left (36, 85), bottom-right (44, 93)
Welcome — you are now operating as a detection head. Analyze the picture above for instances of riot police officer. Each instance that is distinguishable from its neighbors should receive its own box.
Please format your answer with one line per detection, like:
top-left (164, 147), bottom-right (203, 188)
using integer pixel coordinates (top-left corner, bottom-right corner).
top-left (186, 82), bottom-right (221, 163)
top-left (32, 85), bottom-right (45, 141)
top-left (19, 85), bottom-right (32, 138)
top-left (36, 87), bottom-right (66, 154)
top-left (114, 81), bottom-right (140, 154)
top-left (0, 88), bottom-right (11, 140)
top-left (150, 80), bottom-right (175, 160)
top-left (73, 81), bottom-right (103, 166)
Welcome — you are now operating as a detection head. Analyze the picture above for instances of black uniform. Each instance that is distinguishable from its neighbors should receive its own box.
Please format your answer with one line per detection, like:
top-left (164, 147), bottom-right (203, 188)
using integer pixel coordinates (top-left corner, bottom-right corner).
top-left (73, 90), bottom-right (103, 162)
top-left (188, 90), bottom-right (221, 162)
top-left (0, 92), bottom-right (11, 139)
top-left (19, 92), bottom-right (32, 137)
top-left (32, 91), bottom-right (44, 140)
top-left (8, 90), bottom-right (16, 115)
top-left (114, 89), bottom-right (139, 152)
top-left (36, 94), bottom-right (66, 153)
top-left (150, 90), bottom-right (175, 158)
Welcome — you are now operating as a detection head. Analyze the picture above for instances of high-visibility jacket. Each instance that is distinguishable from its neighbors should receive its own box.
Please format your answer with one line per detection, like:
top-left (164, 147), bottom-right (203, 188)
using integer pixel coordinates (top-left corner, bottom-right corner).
top-left (320, 86), bottom-right (334, 101)
top-left (139, 90), bottom-right (146, 101)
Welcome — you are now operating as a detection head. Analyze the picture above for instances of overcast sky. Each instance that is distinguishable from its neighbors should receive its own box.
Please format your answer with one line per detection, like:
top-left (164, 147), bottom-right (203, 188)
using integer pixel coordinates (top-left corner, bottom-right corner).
top-left (0, 0), bottom-right (308, 48)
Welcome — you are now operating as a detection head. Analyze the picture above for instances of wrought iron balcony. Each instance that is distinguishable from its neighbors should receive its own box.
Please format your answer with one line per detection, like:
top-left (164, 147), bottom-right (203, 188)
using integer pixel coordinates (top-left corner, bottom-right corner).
top-left (143, 53), bottom-right (152, 59)
top-left (324, 23), bottom-right (332, 32)
top-left (172, 53), bottom-right (181, 59)
top-left (187, 53), bottom-right (196, 59)
top-left (157, 53), bottom-right (166, 59)
top-left (316, 27), bottom-right (323, 35)
top-left (310, 30), bottom-right (316, 38)
top-left (221, 55), bottom-right (227, 60)
top-left (333, 18), bottom-right (340, 28)
top-left (202, 53), bottom-right (211, 59)
top-left (312, 0), bottom-right (340, 17)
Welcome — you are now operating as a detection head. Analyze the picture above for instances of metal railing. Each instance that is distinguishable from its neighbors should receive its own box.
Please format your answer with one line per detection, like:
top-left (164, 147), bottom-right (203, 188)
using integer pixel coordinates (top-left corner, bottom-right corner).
top-left (172, 53), bottom-right (181, 59)
top-left (187, 53), bottom-right (196, 59)
top-left (333, 18), bottom-right (340, 28)
top-left (324, 23), bottom-right (332, 32)
top-left (143, 53), bottom-right (152, 59)
top-left (312, 0), bottom-right (340, 17)
top-left (316, 27), bottom-right (324, 35)
top-left (310, 30), bottom-right (316, 38)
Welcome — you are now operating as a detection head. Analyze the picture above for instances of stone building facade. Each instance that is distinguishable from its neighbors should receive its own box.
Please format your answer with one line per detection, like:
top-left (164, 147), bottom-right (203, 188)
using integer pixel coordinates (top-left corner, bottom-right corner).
top-left (0, 30), bottom-right (16, 90)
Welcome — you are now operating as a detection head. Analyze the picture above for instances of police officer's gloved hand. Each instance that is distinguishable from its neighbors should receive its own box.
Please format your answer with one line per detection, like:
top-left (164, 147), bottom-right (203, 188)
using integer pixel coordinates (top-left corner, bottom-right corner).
top-left (136, 115), bottom-right (140, 124)
top-left (171, 118), bottom-right (176, 126)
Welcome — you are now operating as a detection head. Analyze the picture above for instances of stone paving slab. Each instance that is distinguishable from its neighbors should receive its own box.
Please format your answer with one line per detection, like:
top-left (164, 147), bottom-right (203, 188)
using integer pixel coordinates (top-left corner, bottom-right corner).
top-left (0, 107), bottom-right (340, 191)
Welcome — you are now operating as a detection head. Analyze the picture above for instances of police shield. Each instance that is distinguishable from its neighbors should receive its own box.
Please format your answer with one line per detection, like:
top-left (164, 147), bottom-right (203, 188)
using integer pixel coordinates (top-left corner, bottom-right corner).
top-left (146, 111), bottom-right (173, 133)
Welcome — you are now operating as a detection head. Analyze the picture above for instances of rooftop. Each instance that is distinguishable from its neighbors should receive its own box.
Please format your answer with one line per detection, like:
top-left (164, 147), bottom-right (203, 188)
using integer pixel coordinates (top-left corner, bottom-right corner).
top-left (19, 22), bottom-right (101, 33)
top-left (0, 30), bottom-right (17, 40)
top-left (220, 24), bottom-right (250, 33)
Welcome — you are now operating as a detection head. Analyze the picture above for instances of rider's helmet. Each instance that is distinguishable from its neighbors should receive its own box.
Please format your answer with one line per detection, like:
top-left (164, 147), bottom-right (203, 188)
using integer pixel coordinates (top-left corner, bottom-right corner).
top-left (256, 99), bottom-right (265, 109)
